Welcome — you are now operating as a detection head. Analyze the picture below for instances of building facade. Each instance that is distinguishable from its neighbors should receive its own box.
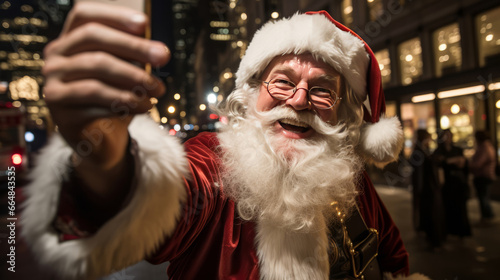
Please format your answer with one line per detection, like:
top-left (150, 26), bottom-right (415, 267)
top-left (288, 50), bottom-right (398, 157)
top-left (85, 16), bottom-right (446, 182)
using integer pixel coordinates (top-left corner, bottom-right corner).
top-left (277, 0), bottom-right (500, 185)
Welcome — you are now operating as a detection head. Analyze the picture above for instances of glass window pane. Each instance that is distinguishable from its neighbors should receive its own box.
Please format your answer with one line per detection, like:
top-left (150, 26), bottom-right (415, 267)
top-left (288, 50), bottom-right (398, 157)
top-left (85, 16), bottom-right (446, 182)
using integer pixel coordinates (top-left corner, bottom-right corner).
top-left (367, 0), bottom-right (383, 22)
top-left (401, 101), bottom-right (436, 157)
top-left (375, 49), bottom-right (391, 87)
top-left (398, 38), bottom-right (423, 85)
top-left (342, 0), bottom-right (353, 27)
top-left (433, 23), bottom-right (462, 77)
top-left (476, 6), bottom-right (500, 67)
top-left (438, 95), bottom-right (477, 156)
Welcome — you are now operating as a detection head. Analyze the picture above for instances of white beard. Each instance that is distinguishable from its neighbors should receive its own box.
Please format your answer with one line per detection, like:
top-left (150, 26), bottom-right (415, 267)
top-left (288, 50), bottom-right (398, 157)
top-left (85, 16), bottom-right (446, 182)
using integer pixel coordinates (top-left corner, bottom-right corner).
top-left (218, 103), bottom-right (362, 279)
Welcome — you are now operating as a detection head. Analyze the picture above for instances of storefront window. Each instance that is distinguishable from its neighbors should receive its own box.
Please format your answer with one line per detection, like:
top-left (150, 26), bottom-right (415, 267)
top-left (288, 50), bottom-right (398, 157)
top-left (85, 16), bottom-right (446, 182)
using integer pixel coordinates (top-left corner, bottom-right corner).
top-left (438, 95), bottom-right (480, 156)
top-left (367, 0), bottom-right (383, 21)
top-left (342, 0), bottom-right (353, 27)
top-left (398, 38), bottom-right (423, 86)
top-left (375, 49), bottom-right (391, 87)
top-left (386, 101), bottom-right (397, 117)
top-left (401, 101), bottom-right (436, 157)
top-left (433, 23), bottom-right (462, 77)
top-left (476, 6), bottom-right (500, 67)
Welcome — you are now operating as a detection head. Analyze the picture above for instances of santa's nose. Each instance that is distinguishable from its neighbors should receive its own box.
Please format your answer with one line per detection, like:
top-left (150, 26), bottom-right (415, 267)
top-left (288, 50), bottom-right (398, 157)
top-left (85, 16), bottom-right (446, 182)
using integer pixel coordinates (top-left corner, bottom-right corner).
top-left (285, 88), bottom-right (311, 111)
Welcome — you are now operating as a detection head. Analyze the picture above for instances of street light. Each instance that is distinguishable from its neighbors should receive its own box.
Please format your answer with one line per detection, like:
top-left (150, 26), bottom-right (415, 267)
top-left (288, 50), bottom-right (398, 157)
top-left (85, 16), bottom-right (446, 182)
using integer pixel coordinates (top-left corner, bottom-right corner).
top-left (207, 93), bottom-right (217, 104)
top-left (168, 106), bottom-right (176, 114)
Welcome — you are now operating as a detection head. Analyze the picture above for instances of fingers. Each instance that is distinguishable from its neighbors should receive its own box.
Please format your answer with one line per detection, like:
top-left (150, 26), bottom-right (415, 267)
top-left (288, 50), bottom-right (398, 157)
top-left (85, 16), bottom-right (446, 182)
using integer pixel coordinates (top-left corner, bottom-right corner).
top-left (42, 2), bottom-right (170, 120)
top-left (46, 23), bottom-right (169, 67)
top-left (63, 1), bottom-right (148, 36)
top-left (44, 79), bottom-right (154, 115)
top-left (43, 52), bottom-right (165, 97)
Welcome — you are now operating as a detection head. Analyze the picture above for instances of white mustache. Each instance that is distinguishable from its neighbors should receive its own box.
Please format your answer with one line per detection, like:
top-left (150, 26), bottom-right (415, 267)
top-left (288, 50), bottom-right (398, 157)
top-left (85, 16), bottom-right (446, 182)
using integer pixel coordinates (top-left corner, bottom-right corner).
top-left (253, 106), bottom-right (345, 137)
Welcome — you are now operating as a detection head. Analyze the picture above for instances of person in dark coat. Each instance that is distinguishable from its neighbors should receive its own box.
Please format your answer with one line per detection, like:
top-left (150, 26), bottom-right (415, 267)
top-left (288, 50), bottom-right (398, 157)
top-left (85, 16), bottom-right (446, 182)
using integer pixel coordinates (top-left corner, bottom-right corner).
top-left (410, 129), bottom-right (446, 248)
top-left (433, 129), bottom-right (472, 237)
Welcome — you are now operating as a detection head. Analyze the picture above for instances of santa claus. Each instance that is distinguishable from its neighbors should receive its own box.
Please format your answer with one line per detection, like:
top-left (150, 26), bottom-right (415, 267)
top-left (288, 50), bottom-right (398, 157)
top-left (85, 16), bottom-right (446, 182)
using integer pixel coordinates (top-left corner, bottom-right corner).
top-left (21, 2), bottom-right (428, 280)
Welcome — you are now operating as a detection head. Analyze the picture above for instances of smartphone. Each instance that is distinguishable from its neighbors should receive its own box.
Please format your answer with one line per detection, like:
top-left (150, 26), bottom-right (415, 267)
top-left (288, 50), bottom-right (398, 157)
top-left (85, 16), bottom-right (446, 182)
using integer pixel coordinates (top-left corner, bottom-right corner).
top-left (74, 0), bottom-right (152, 72)
top-left (75, 0), bottom-right (149, 16)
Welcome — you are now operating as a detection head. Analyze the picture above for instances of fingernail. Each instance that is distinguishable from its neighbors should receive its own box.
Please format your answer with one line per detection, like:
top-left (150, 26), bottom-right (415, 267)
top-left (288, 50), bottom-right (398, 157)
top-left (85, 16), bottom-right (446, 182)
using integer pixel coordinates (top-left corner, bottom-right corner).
top-left (130, 13), bottom-right (146, 24)
top-left (149, 45), bottom-right (167, 64)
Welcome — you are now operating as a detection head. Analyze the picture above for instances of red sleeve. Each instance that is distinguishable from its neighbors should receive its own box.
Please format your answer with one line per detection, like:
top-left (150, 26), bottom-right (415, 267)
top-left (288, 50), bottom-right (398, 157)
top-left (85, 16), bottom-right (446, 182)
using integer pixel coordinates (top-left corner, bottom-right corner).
top-left (147, 133), bottom-right (225, 263)
top-left (357, 171), bottom-right (410, 276)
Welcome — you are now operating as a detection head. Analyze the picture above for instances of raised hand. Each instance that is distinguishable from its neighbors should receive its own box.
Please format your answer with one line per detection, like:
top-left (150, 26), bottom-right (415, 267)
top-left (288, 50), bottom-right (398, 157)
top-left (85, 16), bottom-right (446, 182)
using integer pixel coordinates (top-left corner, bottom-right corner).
top-left (43, 1), bottom-right (169, 168)
top-left (41, 2), bottom-right (171, 210)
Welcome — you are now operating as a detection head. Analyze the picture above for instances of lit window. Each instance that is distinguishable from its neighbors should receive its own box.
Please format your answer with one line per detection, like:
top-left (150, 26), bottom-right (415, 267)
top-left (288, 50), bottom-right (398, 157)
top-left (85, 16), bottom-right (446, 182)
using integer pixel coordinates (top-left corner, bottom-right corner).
top-left (398, 38), bottom-right (423, 85)
top-left (342, 0), bottom-right (353, 27)
top-left (374, 49), bottom-right (391, 86)
top-left (438, 95), bottom-right (480, 152)
top-left (367, 0), bottom-right (383, 21)
top-left (476, 6), bottom-right (500, 67)
top-left (400, 101), bottom-right (437, 157)
top-left (433, 23), bottom-right (462, 77)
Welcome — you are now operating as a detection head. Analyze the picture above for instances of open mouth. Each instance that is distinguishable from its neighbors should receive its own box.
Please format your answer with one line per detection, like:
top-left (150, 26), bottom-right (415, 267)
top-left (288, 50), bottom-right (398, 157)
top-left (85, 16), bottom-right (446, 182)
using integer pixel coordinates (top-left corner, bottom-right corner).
top-left (278, 119), bottom-right (311, 134)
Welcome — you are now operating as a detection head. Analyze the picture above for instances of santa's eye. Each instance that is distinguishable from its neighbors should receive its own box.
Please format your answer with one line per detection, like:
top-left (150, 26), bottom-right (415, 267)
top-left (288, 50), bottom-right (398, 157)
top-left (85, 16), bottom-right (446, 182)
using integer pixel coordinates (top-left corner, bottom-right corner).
top-left (271, 78), bottom-right (295, 89)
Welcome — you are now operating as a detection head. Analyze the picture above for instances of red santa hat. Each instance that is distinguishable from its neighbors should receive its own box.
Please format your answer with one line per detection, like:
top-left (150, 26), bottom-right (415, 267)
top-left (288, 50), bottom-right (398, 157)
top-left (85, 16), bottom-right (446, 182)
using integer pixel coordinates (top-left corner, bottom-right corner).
top-left (235, 11), bottom-right (404, 167)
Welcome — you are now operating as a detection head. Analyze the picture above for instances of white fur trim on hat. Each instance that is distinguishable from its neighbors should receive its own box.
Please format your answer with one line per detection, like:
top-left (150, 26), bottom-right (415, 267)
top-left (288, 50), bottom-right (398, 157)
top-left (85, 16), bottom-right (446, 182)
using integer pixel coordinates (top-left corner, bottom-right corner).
top-left (235, 13), bottom-right (370, 101)
top-left (359, 116), bottom-right (404, 168)
top-left (20, 114), bottom-right (188, 280)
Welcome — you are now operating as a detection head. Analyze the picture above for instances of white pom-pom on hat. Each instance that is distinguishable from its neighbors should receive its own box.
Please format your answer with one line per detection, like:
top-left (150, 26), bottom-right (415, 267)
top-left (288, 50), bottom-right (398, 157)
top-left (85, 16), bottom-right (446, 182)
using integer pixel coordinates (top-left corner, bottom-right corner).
top-left (235, 11), bottom-right (404, 167)
top-left (360, 116), bottom-right (405, 168)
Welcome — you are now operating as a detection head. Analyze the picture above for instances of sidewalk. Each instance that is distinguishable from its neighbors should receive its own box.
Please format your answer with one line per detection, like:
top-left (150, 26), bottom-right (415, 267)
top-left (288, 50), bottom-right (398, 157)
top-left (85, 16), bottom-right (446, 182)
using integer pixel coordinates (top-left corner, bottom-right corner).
top-left (376, 185), bottom-right (500, 280)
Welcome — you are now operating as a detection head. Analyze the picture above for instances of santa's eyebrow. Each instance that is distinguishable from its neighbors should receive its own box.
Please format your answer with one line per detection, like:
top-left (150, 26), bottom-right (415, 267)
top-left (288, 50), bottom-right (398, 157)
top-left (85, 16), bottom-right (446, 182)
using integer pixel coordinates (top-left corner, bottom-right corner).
top-left (268, 66), bottom-right (296, 77)
top-left (317, 74), bottom-right (339, 82)
top-left (269, 67), bottom-right (338, 79)
top-left (305, 75), bottom-right (339, 91)
top-left (267, 67), bottom-right (340, 87)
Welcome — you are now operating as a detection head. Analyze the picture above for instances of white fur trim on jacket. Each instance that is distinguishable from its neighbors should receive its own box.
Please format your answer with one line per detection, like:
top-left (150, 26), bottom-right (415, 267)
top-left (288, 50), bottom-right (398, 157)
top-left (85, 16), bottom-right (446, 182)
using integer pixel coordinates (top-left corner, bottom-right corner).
top-left (235, 13), bottom-right (370, 101)
top-left (20, 114), bottom-right (188, 280)
top-left (359, 116), bottom-right (404, 168)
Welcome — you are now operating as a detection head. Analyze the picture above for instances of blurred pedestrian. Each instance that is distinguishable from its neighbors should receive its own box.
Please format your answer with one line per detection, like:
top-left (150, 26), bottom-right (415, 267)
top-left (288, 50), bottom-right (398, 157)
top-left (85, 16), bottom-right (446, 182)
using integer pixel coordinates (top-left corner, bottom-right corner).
top-left (410, 129), bottom-right (446, 249)
top-left (433, 129), bottom-right (472, 238)
top-left (470, 130), bottom-right (497, 224)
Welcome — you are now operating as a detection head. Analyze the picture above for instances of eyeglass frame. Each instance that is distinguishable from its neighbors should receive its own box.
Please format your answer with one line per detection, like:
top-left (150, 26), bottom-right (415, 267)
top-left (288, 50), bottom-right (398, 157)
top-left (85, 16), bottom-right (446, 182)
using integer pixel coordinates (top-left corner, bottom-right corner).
top-left (262, 78), bottom-right (343, 110)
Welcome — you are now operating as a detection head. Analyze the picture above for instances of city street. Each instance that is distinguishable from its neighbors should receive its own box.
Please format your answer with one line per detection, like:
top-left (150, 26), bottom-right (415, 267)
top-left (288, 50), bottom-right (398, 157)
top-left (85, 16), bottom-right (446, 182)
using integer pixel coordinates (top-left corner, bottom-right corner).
top-left (377, 185), bottom-right (500, 280)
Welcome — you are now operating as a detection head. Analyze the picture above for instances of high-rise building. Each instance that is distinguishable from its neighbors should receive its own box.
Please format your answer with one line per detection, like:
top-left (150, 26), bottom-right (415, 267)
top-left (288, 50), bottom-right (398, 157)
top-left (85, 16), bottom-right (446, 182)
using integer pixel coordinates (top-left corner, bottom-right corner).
top-left (0, 0), bottom-right (70, 154)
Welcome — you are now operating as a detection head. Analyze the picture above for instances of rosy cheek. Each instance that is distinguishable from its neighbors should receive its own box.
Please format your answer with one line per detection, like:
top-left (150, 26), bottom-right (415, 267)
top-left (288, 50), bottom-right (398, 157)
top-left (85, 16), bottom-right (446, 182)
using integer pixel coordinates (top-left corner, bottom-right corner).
top-left (320, 109), bottom-right (337, 124)
top-left (256, 90), bottom-right (278, 112)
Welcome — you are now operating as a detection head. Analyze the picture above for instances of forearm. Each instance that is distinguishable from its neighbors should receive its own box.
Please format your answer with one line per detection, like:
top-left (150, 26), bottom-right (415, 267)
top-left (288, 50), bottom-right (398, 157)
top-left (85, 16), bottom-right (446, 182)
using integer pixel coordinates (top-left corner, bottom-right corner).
top-left (69, 117), bottom-right (135, 218)
top-left (71, 138), bottom-right (135, 222)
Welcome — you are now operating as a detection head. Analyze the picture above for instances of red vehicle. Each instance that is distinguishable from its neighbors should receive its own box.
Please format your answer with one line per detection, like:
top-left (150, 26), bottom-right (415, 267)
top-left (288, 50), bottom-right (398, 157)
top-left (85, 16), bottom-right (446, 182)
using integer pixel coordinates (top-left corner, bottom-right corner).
top-left (0, 101), bottom-right (27, 180)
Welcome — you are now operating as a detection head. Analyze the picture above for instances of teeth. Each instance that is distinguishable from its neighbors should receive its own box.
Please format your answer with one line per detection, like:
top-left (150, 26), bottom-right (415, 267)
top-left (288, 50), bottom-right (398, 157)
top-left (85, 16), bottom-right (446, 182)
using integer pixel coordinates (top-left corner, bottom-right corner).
top-left (280, 118), bottom-right (309, 128)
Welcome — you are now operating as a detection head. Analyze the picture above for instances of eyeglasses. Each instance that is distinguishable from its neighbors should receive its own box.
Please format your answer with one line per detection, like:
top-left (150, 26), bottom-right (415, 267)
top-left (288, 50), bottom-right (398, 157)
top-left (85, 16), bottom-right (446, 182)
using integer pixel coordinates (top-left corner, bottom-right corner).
top-left (263, 78), bottom-right (342, 110)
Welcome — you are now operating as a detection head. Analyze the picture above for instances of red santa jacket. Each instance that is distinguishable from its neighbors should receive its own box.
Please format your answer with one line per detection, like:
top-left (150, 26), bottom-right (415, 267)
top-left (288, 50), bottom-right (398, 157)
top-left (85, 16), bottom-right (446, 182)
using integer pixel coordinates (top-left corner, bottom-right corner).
top-left (48, 131), bottom-right (408, 279)
top-left (147, 132), bottom-right (409, 278)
